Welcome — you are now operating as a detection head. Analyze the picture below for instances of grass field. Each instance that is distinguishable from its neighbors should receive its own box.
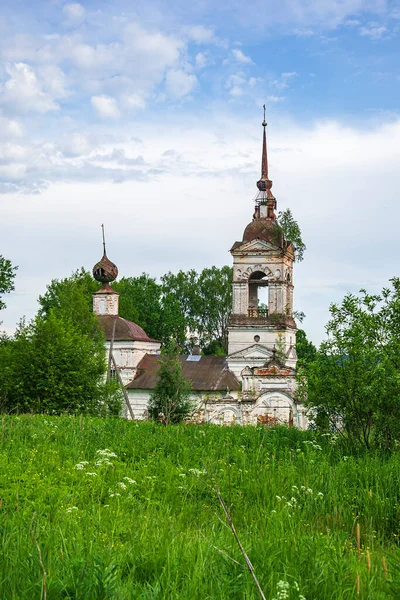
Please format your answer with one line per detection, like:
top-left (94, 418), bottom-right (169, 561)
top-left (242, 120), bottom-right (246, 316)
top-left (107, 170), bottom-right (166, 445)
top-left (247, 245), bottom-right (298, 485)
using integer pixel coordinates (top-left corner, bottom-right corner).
top-left (1, 415), bottom-right (400, 599)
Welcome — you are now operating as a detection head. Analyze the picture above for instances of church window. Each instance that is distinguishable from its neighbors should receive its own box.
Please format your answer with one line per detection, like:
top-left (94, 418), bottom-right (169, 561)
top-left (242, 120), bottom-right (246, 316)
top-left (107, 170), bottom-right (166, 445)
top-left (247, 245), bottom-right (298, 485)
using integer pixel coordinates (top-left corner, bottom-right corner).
top-left (98, 298), bottom-right (106, 314)
top-left (248, 271), bottom-right (268, 317)
top-left (254, 335), bottom-right (260, 342)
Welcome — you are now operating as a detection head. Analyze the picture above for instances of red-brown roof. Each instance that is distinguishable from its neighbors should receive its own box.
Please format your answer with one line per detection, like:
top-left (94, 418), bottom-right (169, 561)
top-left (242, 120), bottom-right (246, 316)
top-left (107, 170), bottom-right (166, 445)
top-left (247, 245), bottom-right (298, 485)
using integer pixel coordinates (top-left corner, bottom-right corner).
top-left (97, 315), bottom-right (160, 343)
top-left (93, 283), bottom-right (119, 295)
top-left (127, 354), bottom-right (240, 391)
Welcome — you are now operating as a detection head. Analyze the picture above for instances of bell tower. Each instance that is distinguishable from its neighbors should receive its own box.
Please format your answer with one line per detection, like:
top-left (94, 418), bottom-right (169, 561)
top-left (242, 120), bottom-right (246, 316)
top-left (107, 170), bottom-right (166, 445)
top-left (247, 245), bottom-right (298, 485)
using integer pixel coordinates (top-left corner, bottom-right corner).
top-left (227, 109), bottom-right (297, 377)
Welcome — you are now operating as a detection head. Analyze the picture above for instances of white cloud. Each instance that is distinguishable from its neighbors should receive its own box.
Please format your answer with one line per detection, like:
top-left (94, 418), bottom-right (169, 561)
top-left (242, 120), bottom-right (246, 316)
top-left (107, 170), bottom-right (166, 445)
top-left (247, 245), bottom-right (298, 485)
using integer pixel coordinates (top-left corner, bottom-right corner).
top-left (195, 52), bottom-right (207, 68)
top-left (272, 71), bottom-right (298, 90)
top-left (0, 63), bottom-right (59, 113)
top-left (91, 95), bottom-right (120, 119)
top-left (121, 94), bottom-right (146, 111)
top-left (187, 26), bottom-right (215, 44)
top-left (359, 23), bottom-right (387, 39)
top-left (63, 3), bottom-right (85, 25)
top-left (0, 116), bottom-right (24, 137)
top-left (165, 69), bottom-right (197, 98)
top-left (232, 49), bottom-right (253, 64)
top-left (267, 95), bottom-right (285, 103)
top-left (229, 85), bottom-right (244, 97)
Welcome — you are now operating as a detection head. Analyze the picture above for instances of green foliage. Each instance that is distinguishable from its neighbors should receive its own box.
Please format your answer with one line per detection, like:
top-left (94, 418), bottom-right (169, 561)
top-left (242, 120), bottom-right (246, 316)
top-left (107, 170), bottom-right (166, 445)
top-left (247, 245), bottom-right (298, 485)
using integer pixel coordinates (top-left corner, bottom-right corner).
top-left (0, 311), bottom-right (121, 416)
top-left (296, 329), bottom-right (317, 366)
top-left (0, 255), bottom-right (18, 311)
top-left (1, 416), bottom-right (400, 599)
top-left (148, 342), bottom-right (193, 424)
top-left (277, 209), bottom-right (306, 262)
top-left (162, 266), bottom-right (233, 353)
top-left (113, 275), bottom-right (186, 346)
top-left (38, 266), bottom-right (232, 352)
top-left (306, 278), bottom-right (400, 449)
top-left (38, 268), bottom-right (101, 339)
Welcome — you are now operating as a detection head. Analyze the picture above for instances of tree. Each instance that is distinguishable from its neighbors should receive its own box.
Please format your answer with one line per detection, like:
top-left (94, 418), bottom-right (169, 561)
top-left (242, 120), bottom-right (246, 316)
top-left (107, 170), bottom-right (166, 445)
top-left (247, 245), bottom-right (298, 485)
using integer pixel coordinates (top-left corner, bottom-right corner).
top-left (114, 275), bottom-right (186, 346)
top-left (306, 279), bottom-right (400, 449)
top-left (296, 329), bottom-right (317, 366)
top-left (38, 268), bottom-right (100, 339)
top-left (148, 342), bottom-right (193, 424)
top-left (0, 311), bottom-right (121, 415)
top-left (277, 209), bottom-right (306, 262)
top-left (0, 256), bottom-right (18, 311)
top-left (161, 266), bottom-right (233, 354)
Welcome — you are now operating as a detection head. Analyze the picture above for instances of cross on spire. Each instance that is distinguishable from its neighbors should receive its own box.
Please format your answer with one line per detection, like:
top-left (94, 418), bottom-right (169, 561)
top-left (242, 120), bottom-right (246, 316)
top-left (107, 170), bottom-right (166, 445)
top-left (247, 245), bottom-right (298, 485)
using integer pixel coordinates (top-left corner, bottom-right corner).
top-left (101, 223), bottom-right (106, 256)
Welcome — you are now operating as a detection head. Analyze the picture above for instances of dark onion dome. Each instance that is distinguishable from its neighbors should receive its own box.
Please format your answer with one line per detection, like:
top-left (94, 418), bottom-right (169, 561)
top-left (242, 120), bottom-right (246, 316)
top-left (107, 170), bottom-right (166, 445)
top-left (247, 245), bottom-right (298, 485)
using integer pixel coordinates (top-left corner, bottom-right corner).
top-left (242, 218), bottom-right (283, 247)
top-left (93, 252), bottom-right (118, 284)
top-left (256, 176), bottom-right (273, 193)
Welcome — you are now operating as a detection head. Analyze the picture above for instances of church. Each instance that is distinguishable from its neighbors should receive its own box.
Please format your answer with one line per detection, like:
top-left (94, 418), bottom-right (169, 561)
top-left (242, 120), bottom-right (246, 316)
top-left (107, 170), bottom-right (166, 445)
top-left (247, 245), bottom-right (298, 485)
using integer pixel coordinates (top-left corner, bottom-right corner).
top-left (91, 114), bottom-right (308, 428)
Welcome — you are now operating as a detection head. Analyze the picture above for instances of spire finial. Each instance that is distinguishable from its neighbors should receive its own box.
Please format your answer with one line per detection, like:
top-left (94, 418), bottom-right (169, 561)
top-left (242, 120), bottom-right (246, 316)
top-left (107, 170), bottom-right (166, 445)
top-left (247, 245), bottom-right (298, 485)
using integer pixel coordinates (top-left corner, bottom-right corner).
top-left (261, 105), bottom-right (268, 180)
top-left (101, 223), bottom-right (106, 256)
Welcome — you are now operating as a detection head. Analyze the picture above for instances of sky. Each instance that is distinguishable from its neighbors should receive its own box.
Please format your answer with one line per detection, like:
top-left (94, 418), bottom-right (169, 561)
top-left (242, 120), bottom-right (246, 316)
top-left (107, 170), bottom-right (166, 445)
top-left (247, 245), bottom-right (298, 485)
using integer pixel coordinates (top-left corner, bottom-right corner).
top-left (1, 0), bottom-right (400, 345)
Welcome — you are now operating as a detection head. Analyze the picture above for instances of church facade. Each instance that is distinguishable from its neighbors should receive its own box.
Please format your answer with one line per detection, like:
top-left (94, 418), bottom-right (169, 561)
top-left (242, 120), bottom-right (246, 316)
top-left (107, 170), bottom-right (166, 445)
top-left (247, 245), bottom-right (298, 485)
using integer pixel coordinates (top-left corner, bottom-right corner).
top-left (92, 115), bottom-right (308, 428)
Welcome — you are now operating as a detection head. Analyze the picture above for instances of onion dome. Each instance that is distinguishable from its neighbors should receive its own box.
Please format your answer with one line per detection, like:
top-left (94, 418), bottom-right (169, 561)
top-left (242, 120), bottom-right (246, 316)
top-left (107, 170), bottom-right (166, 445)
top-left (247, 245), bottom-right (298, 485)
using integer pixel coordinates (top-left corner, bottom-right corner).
top-left (93, 253), bottom-right (118, 284)
top-left (243, 218), bottom-right (283, 246)
top-left (93, 224), bottom-right (118, 283)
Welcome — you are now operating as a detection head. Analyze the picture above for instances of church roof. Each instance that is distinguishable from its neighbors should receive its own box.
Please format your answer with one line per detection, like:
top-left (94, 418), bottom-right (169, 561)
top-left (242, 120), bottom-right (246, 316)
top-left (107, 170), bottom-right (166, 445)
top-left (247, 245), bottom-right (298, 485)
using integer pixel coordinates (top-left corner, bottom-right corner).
top-left (97, 315), bottom-right (160, 343)
top-left (127, 355), bottom-right (240, 391)
top-left (242, 218), bottom-right (283, 246)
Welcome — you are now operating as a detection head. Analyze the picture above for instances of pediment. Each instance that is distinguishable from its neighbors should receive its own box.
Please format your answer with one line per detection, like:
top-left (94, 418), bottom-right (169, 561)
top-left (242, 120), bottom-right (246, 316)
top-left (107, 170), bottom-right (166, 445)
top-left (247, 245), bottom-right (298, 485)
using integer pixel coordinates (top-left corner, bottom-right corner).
top-left (228, 343), bottom-right (274, 361)
top-left (286, 345), bottom-right (298, 360)
top-left (231, 239), bottom-right (275, 254)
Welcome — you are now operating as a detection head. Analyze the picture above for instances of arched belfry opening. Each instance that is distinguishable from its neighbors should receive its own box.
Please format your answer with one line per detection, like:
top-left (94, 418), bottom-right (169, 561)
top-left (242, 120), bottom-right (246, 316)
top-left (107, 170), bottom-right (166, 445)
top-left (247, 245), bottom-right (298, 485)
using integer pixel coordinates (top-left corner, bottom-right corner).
top-left (248, 271), bottom-right (269, 317)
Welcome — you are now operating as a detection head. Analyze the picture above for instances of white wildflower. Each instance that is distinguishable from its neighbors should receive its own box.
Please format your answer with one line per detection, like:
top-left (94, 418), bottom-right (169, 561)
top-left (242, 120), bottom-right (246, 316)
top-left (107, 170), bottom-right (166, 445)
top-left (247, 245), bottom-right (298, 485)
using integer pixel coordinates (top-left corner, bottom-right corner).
top-left (75, 461), bottom-right (89, 470)
top-left (66, 506), bottom-right (78, 513)
top-left (85, 472), bottom-right (97, 477)
top-left (188, 468), bottom-right (207, 476)
top-left (117, 482), bottom-right (127, 490)
top-left (123, 477), bottom-right (136, 484)
top-left (96, 449), bottom-right (118, 459)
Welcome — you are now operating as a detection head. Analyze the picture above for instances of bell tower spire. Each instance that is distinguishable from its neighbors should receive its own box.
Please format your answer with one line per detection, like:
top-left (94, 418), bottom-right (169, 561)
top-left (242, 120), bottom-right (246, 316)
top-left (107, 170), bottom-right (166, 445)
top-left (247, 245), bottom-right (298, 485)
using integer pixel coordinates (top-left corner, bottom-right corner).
top-left (254, 106), bottom-right (277, 221)
top-left (261, 104), bottom-right (268, 180)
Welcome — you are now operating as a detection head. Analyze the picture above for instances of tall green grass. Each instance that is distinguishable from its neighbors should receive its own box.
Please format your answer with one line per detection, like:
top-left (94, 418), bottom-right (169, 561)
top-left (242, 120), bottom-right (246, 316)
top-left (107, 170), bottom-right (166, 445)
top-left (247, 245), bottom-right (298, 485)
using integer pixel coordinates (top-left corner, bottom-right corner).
top-left (0, 416), bottom-right (399, 599)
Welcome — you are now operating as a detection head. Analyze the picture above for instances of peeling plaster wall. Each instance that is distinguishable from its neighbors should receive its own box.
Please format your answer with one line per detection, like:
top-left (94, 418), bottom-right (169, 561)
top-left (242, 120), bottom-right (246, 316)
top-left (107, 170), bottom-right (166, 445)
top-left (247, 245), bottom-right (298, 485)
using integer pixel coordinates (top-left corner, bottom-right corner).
top-left (93, 293), bottom-right (119, 316)
top-left (126, 388), bottom-right (308, 429)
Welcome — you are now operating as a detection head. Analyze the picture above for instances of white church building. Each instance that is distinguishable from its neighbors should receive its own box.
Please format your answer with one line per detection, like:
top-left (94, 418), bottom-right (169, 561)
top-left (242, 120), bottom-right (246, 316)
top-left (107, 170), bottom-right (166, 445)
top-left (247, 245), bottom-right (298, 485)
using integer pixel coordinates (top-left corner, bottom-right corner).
top-left (91, 115), bottom-right (308, 428)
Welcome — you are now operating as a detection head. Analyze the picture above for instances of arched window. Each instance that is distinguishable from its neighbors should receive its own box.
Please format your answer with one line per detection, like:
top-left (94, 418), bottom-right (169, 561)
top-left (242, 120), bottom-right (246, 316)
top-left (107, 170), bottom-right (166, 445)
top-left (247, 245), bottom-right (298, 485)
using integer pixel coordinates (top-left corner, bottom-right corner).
top-left (248, 271), bottom-right (268, 317)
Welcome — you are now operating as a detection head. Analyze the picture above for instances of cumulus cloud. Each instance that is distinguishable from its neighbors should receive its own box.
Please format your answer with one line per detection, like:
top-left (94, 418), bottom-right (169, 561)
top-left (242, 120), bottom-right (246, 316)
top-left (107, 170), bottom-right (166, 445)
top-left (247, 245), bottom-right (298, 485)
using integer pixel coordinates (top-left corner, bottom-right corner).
top-left (272, 71), bottom-right (298, 90)
top-left (91, 95), bottom-right (120, 119)
top-left (0, 115), bottom-right (24, 137)
top-left (165, 69), bottom-right (197, 98)
top-left (63, 3), bottom-right (85, 25)
top-left (359, 23), bottom-right (388, 39)
top-left (195, 52), bottom-right (207, 68)
top-left (121, 94), bottom-right (146, 111)
top-left (232, 49), bottom-right (253, 64)
top-left (0, 63), bottom-right (60, 113)
top-left (187, 26), bottom-right (216, 44)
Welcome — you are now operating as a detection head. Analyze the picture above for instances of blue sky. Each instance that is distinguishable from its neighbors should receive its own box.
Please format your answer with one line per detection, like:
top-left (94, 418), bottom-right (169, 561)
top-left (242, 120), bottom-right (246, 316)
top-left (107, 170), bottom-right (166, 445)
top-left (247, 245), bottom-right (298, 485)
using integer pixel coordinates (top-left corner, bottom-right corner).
top-left (1, 0), bottom-right (400, 344)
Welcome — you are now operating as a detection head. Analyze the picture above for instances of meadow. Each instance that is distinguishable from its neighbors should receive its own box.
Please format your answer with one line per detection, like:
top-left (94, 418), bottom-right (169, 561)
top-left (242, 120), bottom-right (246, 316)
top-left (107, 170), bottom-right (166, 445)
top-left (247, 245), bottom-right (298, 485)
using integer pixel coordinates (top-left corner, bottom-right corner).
top-left (1, 416), bottom-right (400, 599)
